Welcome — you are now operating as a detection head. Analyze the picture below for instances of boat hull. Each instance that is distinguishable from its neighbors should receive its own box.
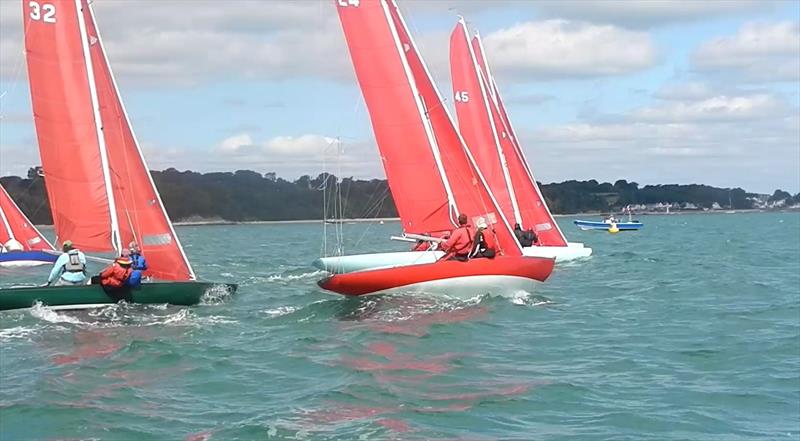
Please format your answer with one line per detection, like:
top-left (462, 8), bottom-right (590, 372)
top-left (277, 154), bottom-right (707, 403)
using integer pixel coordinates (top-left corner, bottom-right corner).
top-left (574, 220), bottom-right (643, 231)
top-left (314, 242), bottom-right (590, 274)
top-left (318, 256), bottom-right (554, 296)
top-left (0, 251), bottom-right (57, 268)
top-left (0, 281), bottom-right (237, 311)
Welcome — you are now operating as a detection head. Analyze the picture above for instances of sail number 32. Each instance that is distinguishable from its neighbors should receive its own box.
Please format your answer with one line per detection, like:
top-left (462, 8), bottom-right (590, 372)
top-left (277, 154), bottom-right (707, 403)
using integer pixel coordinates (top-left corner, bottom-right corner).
top-left (29, 1), bottom-right (56, 23)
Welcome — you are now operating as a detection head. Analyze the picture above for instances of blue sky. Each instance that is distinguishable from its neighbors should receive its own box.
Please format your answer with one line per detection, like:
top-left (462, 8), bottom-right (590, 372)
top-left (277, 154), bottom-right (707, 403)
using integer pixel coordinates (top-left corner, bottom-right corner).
top-left (1, 0), bottom-right (798, 194)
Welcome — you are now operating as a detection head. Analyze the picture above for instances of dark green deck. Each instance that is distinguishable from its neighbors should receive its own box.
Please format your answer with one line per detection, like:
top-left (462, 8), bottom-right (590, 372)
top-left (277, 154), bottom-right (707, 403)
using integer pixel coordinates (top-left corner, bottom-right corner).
top-left (0, 281), bottom-right (237, 311)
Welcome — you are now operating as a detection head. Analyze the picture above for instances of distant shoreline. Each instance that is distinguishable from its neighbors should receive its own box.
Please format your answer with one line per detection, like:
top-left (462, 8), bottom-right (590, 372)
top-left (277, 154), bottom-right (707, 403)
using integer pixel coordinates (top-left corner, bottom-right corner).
top-left (31, 209), bottom-right (795, 229)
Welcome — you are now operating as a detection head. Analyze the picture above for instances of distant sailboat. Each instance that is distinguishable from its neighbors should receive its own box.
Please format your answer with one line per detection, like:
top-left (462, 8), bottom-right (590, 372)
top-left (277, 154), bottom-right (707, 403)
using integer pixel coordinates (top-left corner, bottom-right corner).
top-left (0, 184), bottom-right (56, 267)
top-left (316, 0), bottom-right (554, 296)
top-left (0, 0), bottom-right (235, 310)
top-left (450, 21), bottom-right (591, 261)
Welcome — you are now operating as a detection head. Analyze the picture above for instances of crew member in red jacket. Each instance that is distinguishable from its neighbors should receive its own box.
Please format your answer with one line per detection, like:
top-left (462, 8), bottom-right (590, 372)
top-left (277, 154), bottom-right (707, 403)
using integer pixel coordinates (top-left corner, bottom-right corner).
top-left (99, 251), bottom-right (133, 288)
top-left (441, 214), bottom-right (474, 261)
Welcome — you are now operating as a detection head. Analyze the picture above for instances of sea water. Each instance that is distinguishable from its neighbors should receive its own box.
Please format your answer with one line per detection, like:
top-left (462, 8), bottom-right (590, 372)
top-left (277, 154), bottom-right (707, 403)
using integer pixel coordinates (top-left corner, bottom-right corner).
top-left (1, 212), bottom-right (798, 440)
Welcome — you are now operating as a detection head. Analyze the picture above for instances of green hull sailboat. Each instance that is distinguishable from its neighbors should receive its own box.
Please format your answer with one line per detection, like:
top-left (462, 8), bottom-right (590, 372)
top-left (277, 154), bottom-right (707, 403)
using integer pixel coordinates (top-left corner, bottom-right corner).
top-left (0, 282), bottom-right (236, 311)
top-left (1, 0), bottom-right (237, 311)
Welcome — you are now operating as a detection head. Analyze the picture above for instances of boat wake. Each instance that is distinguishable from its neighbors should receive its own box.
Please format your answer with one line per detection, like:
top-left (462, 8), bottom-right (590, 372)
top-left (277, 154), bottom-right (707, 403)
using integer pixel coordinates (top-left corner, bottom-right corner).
top-left (3, 301), bottom-right (239, 336)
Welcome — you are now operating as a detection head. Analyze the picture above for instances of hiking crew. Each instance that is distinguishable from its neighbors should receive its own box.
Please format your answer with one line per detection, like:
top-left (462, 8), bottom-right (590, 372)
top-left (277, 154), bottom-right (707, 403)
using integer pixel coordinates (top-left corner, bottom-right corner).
top-left (471, 218), bottom-right (496, 259)
top-left (47, 240), bottom-right (87, 286)
top-left (441, 214), bottom-right (474, 261)
top-left (99, 250), bottom-right (133, 289)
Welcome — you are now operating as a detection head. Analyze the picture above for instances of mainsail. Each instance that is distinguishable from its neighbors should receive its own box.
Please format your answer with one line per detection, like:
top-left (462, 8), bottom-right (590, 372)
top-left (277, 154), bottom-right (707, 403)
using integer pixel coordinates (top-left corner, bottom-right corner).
top-left (0, 184), bottom-right (54, 252)
top-left (451, 23), bottom-right (569, 247)
top-left (23, 0), bottom-right (195, 280)
top-left (336, 0), bottom-right (522, 255)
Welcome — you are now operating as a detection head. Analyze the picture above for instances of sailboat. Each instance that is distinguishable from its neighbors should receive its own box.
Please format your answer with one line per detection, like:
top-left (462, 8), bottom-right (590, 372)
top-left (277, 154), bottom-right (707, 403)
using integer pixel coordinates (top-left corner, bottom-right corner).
top-left (0, 0), bottom-right (235, 311)
top-left (317, 0), bottom-right (554, 296)
top-left (449, 20), bottom-right (591, 261)
top-left (0, 183), bottom-right (56, 267)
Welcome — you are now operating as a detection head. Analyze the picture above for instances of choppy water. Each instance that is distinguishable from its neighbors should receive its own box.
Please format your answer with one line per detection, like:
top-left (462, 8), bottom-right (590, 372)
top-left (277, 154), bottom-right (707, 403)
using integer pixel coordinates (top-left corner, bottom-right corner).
top-left (1, 212), bottom-right (798, 440)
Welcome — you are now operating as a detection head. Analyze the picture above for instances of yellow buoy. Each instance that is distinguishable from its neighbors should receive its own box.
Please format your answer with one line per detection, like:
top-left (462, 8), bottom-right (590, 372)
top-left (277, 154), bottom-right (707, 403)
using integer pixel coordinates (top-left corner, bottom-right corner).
top-left (608, 222), bottom-right (620, 234)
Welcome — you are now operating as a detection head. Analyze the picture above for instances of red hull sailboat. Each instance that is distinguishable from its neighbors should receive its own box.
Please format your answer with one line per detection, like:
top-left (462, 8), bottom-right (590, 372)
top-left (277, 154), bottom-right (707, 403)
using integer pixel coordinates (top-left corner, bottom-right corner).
top-left (318, 0), bottom-right (554, 296)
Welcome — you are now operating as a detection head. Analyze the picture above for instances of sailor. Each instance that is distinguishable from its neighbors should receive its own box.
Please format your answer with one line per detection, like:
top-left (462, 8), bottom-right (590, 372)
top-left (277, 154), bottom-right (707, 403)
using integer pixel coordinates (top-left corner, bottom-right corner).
top-left (514, 223), bottom-right (537, 247)
top-left (3, 239), bottom-right (24, 252)
top-left (441, 214), bottom-right (474, 261)
top-left (99, 250), bottom-right (134, 289)
top-left (128, 241), bottom-right (147, 271)
top-left (471, 218), bottom-right (496, 259)
top-left (126, 241), bottom-right (147, 288)
top-left (47, 240), bottom-right (87, 286)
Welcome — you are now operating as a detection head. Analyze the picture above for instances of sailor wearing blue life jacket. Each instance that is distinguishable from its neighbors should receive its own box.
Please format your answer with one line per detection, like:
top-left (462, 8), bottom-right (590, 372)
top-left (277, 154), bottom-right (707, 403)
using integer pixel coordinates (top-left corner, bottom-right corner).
top-left (47, 240), bottom-right (87, 286)
top-left (126, 241), bottom-right (147, 289)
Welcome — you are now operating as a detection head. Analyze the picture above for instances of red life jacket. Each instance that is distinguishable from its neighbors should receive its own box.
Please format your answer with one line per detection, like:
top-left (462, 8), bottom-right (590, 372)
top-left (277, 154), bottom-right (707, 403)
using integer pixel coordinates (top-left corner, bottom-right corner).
top-left (100, 261), bottom-right (133, 288)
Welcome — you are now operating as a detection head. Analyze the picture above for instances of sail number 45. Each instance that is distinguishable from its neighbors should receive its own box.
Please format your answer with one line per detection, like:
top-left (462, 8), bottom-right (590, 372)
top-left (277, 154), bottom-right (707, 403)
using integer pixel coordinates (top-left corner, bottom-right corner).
top-left (29, 1), bottom-right (56, 23)
top-left (337, 0), bottom-right (360, 6)
top-left (454, 91), bottom-right (470, 103)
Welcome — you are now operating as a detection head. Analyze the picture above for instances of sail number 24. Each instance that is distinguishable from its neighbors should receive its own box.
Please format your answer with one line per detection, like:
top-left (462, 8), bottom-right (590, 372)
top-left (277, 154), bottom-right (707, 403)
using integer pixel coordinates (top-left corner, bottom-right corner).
top-left (29, 1), bottom-right (56, 23)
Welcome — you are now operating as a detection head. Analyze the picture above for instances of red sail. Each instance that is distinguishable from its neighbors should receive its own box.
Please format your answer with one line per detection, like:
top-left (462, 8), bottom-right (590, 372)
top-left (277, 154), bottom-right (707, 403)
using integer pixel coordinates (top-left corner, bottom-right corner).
top-left (23, 0), bottom-right (194, 279)
top-left (469, 34), bottom-right (569, 246)
top-left (79, 1), bottom-right (194, 280)
top-left (449, 20), bottom-right (520, 229)
top-left (337, 0), bottom-right (521, 255)
top-left (23, 0), bottom-right (114, 251)
top-left (0, 184), bottom-right (54, 251)
top-left (335, 0), bottom-right (453, 235)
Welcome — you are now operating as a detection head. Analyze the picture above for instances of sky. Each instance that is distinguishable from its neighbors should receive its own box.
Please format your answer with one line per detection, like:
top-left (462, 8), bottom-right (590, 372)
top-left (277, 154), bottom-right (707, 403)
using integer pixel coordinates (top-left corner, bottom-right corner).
top-left (0, 0), bottom-right (798, 194)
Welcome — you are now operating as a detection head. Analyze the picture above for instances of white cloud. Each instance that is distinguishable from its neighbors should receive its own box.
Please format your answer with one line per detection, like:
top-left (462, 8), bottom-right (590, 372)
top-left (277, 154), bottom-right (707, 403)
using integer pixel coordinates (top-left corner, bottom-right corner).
top-left (0, 0), bottom-right (351, 85)
top-left (202, 133), bottom-right (379, 179)
top-left (522, 90), bottom-right (800, 192)
top-left (482, 20), bottom-right (657, 80)
top-left (217, 134), bottom-right (254, 154)
top-left (692, 21), bottom-right (800, 82)
top-left (264, 135), bottom-right (336, 156)
top-left (533, 0), bottom-right (773, 28)
top-left (635, 94), bottom-right (789, 123)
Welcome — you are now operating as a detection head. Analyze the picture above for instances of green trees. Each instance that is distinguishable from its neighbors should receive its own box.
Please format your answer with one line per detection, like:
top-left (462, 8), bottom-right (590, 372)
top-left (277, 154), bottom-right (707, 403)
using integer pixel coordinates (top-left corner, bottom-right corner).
top-left (0, 168), bottom-right (793, 224)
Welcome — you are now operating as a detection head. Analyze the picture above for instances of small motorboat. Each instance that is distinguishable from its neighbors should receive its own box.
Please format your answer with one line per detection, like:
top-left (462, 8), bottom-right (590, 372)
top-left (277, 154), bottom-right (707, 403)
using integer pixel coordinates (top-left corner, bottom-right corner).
top-left (574, 216), bottom-right (643, 231)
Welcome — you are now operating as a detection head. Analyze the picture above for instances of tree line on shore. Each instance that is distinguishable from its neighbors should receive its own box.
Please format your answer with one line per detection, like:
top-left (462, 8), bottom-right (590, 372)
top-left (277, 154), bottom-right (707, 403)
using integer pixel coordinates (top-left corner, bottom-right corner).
top-left (2, 167), bottom-right (798, 225)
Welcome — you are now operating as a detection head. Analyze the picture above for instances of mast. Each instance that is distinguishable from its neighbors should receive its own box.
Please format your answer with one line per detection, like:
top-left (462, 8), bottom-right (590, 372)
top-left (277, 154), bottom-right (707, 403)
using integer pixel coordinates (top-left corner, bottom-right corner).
top-left (390, 1), bottom-right (522, 252)
top-left (459, 18), bottom-right (522, 226)
top-left (380, 0), bottom-right (459, 224)
top-left (74, 0), bottom-right (121, 252)
top-left (85, 0), bottom-right (196, 279)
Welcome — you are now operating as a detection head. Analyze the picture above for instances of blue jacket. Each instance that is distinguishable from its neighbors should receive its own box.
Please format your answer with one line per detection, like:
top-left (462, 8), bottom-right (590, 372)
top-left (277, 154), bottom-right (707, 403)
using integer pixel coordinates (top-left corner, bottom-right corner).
top-left (131, 253), bottom-right (147, 271)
